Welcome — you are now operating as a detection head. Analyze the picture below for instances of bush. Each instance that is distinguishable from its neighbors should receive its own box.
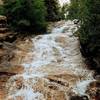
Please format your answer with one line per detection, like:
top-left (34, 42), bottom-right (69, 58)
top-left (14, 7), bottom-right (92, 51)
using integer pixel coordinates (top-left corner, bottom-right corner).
top-left (4, 0), bottom-right (47, 33)
top-left (0, 5), bottom-right (5, 15)
top-left (45, 0), bottom-right (61, 21)
top-left (68, 0), bottom-right (100, 56)
top-left (67, 0), bottom-right (100, 71)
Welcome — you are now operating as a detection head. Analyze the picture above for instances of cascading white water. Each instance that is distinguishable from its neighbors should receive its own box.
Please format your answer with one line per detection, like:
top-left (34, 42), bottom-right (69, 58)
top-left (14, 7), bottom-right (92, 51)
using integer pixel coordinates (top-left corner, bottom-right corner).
top-left (5, 21), bottom-right (95, 100)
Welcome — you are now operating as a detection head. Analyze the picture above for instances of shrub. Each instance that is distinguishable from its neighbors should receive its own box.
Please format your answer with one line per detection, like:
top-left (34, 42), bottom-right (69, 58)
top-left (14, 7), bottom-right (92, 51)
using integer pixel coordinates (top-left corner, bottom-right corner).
top-left (4, 0), bottom-right (47, 33)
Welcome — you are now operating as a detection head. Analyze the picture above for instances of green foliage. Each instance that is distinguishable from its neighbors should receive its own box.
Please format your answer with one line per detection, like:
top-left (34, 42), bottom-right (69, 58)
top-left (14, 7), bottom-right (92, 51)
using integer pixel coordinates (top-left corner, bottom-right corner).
top-left (45, 0), bottom-right (61, 21)
top-left (68, 0), bottom-right (100, 56)
top-left (79, 0), bottom-right (100, 55)
top-left (0, 5), bottom-right (5, 15)
top-left (4, 0), bottom-right (47, 33)
top-left (61, 3), bottom-right (68, 20)
top-left (67, 0), bottom-right (80, 20)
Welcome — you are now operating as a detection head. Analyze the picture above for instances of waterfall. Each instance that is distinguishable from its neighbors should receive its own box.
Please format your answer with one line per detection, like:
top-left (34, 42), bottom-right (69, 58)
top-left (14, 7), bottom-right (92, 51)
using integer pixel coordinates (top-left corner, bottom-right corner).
top-left (5, 21), bottom-right (95, 100)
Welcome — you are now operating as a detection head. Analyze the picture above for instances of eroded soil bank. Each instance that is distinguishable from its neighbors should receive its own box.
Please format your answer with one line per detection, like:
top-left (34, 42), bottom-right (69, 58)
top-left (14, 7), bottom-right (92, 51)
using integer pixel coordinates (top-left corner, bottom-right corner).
top-left (0, 21), bottom-right (100, 100)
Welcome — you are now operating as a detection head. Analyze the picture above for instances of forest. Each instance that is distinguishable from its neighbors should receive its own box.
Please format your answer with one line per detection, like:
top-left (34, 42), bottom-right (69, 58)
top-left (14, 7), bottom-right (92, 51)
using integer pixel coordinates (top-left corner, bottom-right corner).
top-left (0, 0), bottom-right (62, 33)
top-left (0, 0), bottom-right (100, 100)
top-left (68, 0), bottom-right (100, 73)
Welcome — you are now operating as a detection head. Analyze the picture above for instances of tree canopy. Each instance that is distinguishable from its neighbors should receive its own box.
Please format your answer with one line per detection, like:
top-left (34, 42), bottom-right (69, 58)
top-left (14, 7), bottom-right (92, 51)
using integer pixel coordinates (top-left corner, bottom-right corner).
top-left (0, 0), bottom-right (62, 33)
top-left (45, 0), bottom-right (61, 21)
top-left (67, 0), bottom-right (100, 70)
top-left (3, 0), bottom-right (47, 33)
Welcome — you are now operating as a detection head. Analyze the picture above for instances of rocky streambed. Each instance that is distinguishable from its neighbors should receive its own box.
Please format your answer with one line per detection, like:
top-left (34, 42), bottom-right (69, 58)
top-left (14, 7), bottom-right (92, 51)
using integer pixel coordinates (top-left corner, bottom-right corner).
top-left (0, 21), bottom-right (100, 100)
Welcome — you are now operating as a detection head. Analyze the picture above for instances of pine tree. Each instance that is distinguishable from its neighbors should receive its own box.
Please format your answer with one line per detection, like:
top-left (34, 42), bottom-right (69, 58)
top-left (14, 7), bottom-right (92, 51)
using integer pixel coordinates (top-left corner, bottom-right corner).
top-left (68, 0), bottom-right (100, 70)
top-left (4, 0), bottom-right (47, 33)
top-left (45, 0), bottom-right (61, 21)
top-left (79, 0), bottom-right (100, 55)
top-left (67, 0), bottom-right (79, 20)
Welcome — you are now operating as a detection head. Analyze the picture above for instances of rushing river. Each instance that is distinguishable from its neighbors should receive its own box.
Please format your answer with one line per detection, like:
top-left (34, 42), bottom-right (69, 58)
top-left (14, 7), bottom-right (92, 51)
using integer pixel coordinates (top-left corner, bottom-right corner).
top-left (5, 21), bottom-right (95, 100)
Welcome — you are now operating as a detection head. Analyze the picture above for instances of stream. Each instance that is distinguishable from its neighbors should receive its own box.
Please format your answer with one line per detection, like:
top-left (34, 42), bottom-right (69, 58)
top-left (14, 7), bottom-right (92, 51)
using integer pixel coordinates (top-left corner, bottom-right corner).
top-left (4, 21), bottom-right (96, 100)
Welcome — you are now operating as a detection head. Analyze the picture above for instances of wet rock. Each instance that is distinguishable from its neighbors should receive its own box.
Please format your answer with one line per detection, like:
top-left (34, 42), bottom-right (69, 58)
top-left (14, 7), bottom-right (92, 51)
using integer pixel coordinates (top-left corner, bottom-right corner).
top-left (95, 75), bottom-right (100, 80)
top-left (0, 41), bottom-right (16, 66)
top-left (48, 84), bottom-right (59, 90)
top-left (47, 75), bottom-right (69, 87)
top-left (15, 77), bottom-right (23, 90)
top-left (33, 78), bottom-right (67, 100)
top-left (1, 21), bottom-right (95, 100)
top-left (86, 81), bottom-right (100, 100)
top-left (0, 65), bottom-right (24, 75)
top-left (81, 95), bottom-right (89, 100)
top-left (55, 35), bottom-right (67, 47)
top-left (7, 96), bottom-right (23, 100)
top-left (70, 95), bottom-right (89, 100)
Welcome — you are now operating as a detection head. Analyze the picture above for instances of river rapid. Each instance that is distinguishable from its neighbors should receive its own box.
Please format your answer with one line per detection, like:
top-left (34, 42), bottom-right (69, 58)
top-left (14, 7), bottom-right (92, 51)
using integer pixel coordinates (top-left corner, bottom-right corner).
top-left (4, 21), bottom-right (96, 100)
